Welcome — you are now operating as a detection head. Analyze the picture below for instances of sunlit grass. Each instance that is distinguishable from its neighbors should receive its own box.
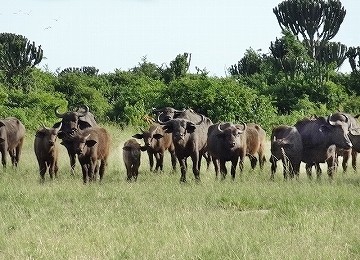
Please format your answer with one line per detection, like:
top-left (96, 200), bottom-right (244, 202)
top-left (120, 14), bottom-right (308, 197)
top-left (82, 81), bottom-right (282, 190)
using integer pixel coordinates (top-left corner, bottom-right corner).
top-left (0, 124), bottom-right (360, 259)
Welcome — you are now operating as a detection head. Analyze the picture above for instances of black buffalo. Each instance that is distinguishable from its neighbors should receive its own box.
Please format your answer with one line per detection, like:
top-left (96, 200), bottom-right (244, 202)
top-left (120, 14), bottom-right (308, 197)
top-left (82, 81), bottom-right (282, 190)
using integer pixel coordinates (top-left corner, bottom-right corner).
top-left (207, 122), bottom-right (247, 180)
top-left (270, 125), bottom-right (303, 180)
top-left (335, 113), bottom-right (360, 172)
top-left (54, 105), bottom-right (97, 174)
top-left (158, 110), bottom-right (212, 182)
top-left (294, 113), bottom-right (353, 179)
top-left (0, 117), bottom-right (26, 168)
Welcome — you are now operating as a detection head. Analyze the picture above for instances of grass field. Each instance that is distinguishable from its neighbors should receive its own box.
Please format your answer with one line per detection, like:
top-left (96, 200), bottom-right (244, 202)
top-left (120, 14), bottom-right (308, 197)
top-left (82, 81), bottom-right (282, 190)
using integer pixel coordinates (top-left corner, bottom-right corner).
top-left (1, 124), bottom-right (360, 259)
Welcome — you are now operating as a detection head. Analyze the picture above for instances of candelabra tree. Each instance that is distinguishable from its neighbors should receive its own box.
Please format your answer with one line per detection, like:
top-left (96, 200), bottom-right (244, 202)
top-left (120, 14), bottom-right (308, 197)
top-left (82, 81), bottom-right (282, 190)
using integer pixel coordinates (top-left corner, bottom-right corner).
top-left (0, 33), bottom-right (43, 88)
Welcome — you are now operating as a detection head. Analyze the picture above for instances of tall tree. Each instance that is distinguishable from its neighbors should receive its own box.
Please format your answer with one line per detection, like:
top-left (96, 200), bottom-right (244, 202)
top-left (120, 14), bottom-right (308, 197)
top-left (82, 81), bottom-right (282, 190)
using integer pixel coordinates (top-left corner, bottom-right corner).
top-left (0, 33), bottom-right (43, 87)
top-left (160, 53), bottom-right (191, 84)
top-left (273, 0), bottom-right (346, 59)
top-left (269, 30), bottom-right (310, 80)
top-left (228, 48), bottom-right (262, 76)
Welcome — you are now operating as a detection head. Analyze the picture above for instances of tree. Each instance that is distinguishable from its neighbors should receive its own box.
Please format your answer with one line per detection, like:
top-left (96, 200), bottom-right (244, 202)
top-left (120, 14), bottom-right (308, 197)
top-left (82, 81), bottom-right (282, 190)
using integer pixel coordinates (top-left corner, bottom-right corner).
top-left (269, 30), bottom-right (310, 80)
top-left (160, 53), bottom-right (191, 84)
top-left (130, 56), bottom-right (162, 80)
top-left (0, 33), bottom-right (43, 87)
top-left (228, 48), bottom-right (262, 76)
top-left (273, 0), bottom-right (346, 59)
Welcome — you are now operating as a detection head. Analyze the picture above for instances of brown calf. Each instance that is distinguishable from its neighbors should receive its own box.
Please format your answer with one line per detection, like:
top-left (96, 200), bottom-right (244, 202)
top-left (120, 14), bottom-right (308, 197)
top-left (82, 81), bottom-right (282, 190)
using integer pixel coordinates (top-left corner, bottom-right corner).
top-left (65, 127), bottom-right (110, 183)
top-left (123, 139), bottom-right (147, 181)
top-left (34, 124), bottom-right (62, 181)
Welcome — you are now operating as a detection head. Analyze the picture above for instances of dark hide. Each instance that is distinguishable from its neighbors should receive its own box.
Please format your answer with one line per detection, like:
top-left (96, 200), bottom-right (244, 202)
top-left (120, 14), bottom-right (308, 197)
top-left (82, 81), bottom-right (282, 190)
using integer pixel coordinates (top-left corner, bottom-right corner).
top-left (0, 117), bottom-right (25, 168)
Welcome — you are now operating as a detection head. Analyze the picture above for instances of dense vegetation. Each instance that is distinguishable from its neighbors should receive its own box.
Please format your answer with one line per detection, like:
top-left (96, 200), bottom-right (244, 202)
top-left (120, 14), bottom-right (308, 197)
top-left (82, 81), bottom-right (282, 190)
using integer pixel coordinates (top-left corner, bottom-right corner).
top-left (0, 0), bottom-right (360, 134)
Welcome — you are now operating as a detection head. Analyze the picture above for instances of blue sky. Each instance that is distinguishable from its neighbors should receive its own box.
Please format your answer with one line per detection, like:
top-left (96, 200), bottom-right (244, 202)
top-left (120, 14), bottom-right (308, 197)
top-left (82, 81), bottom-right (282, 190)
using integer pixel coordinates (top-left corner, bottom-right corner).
top-left (2, 0), bottom-right (359, 76)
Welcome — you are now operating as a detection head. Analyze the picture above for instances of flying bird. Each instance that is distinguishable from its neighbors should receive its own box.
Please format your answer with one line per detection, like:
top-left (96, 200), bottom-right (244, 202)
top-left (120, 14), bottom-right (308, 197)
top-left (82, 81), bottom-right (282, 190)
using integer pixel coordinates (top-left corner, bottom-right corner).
top-left (44, 26), bottom-right (51, 30)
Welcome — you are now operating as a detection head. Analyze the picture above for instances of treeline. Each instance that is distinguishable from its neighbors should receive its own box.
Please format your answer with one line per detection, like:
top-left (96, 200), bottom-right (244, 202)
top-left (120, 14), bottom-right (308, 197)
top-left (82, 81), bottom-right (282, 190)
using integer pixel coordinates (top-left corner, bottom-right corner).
top-left (0, 52), bottom-right (358, 134)
top-left (1, 0), bottom-right (360, 133)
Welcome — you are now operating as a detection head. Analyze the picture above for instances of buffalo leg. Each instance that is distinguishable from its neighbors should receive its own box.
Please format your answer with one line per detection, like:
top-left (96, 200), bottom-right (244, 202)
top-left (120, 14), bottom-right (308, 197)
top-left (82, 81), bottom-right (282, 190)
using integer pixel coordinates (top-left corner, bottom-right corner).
top-left (269, 155), bottom-right (277, 180)
top-left (191, 153), bottom-right (201, 182)
top-left (352, 149), bottom-right (357, 172)
top-left (169, 150), bottom-right (177, 171)
top-left (212, 157), bottom-right (220, 178)
top-left (154, 153), bottom-right (162, 172)
top-left (81, 164), bottom-right (89, 183)
top-left (38, 161), bottom-right (47, 181)
top-left (220, 159), bottom-right (227, 180)
top-left (1, 150), bottom-right (5, 168)
top-left (342, 152), bottom-right (349, 173)
top-left (230, 157), bottom-right (239, 180)
top-left (305, 163), bottom-right (313, 179)
top-left (125, 164), bottom-right (132, 181)
top-left (248, 154), bottom-right (258, 170)
top-left (69, 154), bottom-right (76, 176)
top-left (147, 151), bottom-right (154, 171)
top-left (178, 157), bottom-right (187, 182)
top-left (315, 163), bottom-right (322, 179)
top-left (89, 159), bottom-right (97, 182)
top-left (99, 159), bottom-right (106, 181)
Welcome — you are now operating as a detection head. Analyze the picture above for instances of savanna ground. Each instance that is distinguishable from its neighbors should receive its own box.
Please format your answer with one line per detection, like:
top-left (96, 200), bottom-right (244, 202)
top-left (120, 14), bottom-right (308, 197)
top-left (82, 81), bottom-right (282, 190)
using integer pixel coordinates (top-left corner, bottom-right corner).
top-left (1, 124), bottom-right (360, 260)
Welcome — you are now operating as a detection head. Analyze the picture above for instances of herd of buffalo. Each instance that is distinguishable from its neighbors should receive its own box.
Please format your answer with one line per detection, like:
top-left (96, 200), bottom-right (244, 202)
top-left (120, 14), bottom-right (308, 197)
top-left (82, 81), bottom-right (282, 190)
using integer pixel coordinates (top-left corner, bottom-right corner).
top-left (0, 105), bottom-right (358, 183)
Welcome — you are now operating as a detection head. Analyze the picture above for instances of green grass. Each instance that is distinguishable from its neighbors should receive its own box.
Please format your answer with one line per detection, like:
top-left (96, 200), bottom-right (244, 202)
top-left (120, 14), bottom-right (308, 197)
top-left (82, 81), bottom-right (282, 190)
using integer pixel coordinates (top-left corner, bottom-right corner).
top-left (1, 124), bottom-right (360, 259)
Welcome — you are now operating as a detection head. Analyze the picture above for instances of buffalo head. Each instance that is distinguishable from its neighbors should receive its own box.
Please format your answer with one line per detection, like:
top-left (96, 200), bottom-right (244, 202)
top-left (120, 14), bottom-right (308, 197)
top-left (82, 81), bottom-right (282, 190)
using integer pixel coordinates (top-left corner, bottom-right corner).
top-left (152, 107), bottom-right (185, 122)
top-left (322, 114), bottom-right (352, 149)
top-left (158, 114), bottom-right (204, 145)
top-left (216, 122), bottom-right (246, 149)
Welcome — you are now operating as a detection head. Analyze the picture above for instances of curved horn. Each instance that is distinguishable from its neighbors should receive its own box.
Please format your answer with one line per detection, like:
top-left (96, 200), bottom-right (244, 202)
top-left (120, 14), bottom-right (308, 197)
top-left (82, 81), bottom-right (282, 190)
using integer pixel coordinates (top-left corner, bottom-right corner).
top-left (175, 108), bottom-right (186, 113)
top-left (237, 122), bottom-right (246, 133)
top-left (55, 122), bottom-right (62, 132)
top-left (327, 114), bottom-right (336, 126)
top-left (157, 112), bottom-right (168, 125)
top-left (217, 123), bottom-right (223, 133)
top-left (342, 113), bottom-right (349, 123)
top-left (55, 106), bottom-right (65, 118)
top-left (77, 105), bottom-right (89, 117)
top-left (42, 123), bottom-right (49, 130)
top-left (196, 114), bottom-right (204, 125)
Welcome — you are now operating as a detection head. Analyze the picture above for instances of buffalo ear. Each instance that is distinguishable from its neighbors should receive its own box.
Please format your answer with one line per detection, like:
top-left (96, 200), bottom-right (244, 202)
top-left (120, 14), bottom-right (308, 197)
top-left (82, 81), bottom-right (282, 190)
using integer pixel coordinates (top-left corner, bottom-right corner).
top-left (162, 125), bottom-right (173, 133)
top-left (52, 122), bottom-right (62, 128)
top-left (57, 132), bottom-right (67, 139)
top-left (186, 122), bottom-right (196, 133)
top-left (123, 146), bottom-right (132, 151)
top-left (60, 140), bottom-right (72, 146)
top-left (86, 140), bottom-right (97, 147)
top-left (35, 130), bottom-right (47, 138)
top-left (153, 133), bottom-right (164, 140)
top-left (132, 134), bottom-right (144, 139)
top-left (78, 121), bottom-right (92, 130)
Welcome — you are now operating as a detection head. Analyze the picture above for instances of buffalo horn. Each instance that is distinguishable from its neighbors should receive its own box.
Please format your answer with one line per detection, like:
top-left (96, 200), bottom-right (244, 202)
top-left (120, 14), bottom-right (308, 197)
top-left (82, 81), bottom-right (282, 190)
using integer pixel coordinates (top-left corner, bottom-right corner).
top-left (196, 114), bottom-right (204, 125)
top-left (55, 122), bottom-right (62, 132)
top-left (77, 105), bottom-right (89, 117)
top-left (55, 106), bottom-right (65, 118)
top-left (157, 113), bottom-right (169, 125)
top-left (217, 123), bottom-right (223, 133)
top-left (327, 114), bottom-right (336, 126)
top-left (238, 122), bottom-right (246, 133)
